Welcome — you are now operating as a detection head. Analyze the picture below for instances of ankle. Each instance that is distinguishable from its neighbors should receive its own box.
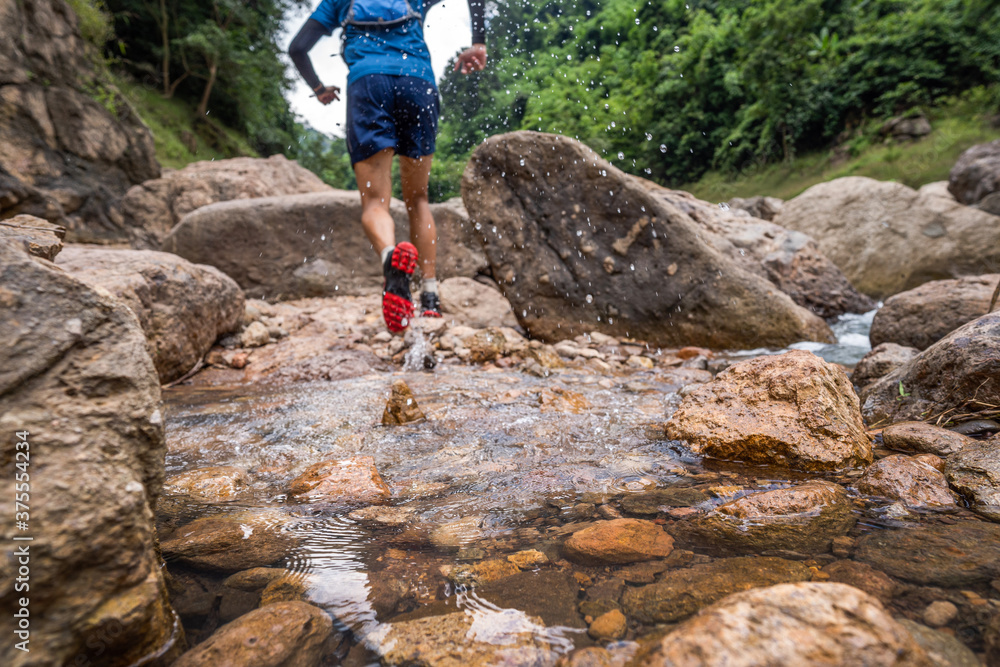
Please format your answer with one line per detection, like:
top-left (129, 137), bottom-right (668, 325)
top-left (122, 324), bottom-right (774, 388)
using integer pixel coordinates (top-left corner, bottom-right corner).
top-left (380, 245), bottom-right (394, 267)
top-left (423, 277), bottom-right (438, 294)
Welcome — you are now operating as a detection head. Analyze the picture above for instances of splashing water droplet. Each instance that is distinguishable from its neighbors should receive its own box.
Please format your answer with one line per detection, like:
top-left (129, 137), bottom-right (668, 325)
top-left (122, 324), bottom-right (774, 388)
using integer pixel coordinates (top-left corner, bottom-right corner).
top-left (718, 202), bottom-right (731, 211)
top-left (586, 294), bottom-right (594, 304)
top-left (617, 152), bottom-right (625, 160)
top-left (659, 144), bottom-right (667, 153)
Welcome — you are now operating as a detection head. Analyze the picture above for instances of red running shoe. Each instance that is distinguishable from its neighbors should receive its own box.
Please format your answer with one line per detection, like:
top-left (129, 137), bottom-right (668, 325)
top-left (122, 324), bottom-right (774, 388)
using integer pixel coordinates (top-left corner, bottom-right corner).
top-left (382, 242), bottom-right (418, 333)
top-left (420, 291), bottom-right (442, 318)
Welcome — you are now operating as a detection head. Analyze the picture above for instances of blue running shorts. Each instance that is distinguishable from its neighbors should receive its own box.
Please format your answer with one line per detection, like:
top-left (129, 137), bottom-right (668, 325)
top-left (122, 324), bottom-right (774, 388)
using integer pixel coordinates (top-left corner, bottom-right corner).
top-left (345, 74), bottom-right (440, 165)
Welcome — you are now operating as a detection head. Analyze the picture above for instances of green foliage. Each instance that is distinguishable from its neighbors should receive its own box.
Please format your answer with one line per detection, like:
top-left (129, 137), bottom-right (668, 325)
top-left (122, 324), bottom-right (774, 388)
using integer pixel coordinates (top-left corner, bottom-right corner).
top-left (292, 128), bottom-right (356, 190)
top-left (66, 0), bottom-right (114, 47)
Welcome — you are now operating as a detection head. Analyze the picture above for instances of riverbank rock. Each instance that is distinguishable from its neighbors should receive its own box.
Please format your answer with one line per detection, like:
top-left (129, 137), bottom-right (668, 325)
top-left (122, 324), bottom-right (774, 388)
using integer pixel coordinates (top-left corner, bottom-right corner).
top-left (850, 455), bottom-right (957, 508)
top-left (668, 481), bottom-right (855, 555)
top-left (164, 466), bottom-right (252, 502)
top-left (949, 139), bottom-right (1000, 214)
top-left (727, 195), bottom-right (783, 221)
top-left (869, 275), bottom-right (999, 350)
top-left (622, 557), bottom-right (811, 624)
top-left (897, 619), bottom-right (980, 667)
top-left (563, 519), bottom-right (674, 565)
top-left (945, 441), bottom-right (1000, 522)
top-left (820, 560), bottom-right (896, 602)
top-left (160, 509), bottom-right (299, 573)
top-left (431, 197), bottom-right (490, 279)
top-left (881, 422), bottom-right (974, 457)
top-left (851, 343), bottom-right (919, 390)
top-left (666, 350), bottom-right (871, 471)
top-left (0, 239), bottom-right (179, 665)
top-left (289, 455), bottom-right (391, 505)
top-left (0, 214), bottom-right (65, 259)
top-left (56, 246), bottom-right (244, 382)
top-left (773, 176), bottom-right (1000, 299)
top-left (860, 312), bottom-right (1000, 425)
top-left (855, 522), bottom-right (1000, 586)
top-left (172, 601), bottom-right (332, 667)
top-left (439, 277), bottom-right (518, 328)
top-left (382, 380), bottom-right (425, 425)
top-left (639, 583), bottom-right (931, 666)
top-left (461, 132), bottom-right (833, 349)
top-left (121, 155), bottom-right (330, 248)
top-left (0, 0), bottom-right (160, 243)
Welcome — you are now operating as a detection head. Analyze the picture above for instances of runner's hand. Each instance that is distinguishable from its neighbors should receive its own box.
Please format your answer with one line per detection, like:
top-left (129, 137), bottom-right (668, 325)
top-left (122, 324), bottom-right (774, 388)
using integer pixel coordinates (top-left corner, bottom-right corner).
top-left (315, 85), bottom-right (340, 105)
top-left (454, 44), bottom-right (487, 74)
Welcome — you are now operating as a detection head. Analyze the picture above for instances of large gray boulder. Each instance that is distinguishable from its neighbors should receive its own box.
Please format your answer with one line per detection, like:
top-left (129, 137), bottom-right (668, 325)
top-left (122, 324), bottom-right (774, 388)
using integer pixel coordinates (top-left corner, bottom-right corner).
top-left (869, 274), bottom-right (998, 350)
top-left (949, 139), bottom-right (1000, 215)
top-left (121, 155), bottom-right (331, 249)
top-left (57, 246), bottom-right (244, 382)
top-left (0, 239), bottom-right (180, 666)
top-left (461, 132), bottom-right (833, 349)
top-left (0, 0), bottom-right (160, 242)
top-left (774, 177), bottom-right (1000, 299)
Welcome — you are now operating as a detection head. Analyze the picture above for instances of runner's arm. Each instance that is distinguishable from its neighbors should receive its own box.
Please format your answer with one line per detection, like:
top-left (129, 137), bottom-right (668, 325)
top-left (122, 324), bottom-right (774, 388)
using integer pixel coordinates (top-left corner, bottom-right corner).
top-left (468, 0), bottom-right (485, 45)
top-left (289, 19), bottom-right (330, 93)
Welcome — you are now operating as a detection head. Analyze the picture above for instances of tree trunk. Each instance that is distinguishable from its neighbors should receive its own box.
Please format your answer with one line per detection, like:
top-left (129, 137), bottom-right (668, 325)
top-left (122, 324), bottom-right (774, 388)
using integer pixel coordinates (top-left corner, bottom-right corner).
top-left (160, 0), bottom-right (171, 97)
top-left (196, 60), bottom-right (217, 117)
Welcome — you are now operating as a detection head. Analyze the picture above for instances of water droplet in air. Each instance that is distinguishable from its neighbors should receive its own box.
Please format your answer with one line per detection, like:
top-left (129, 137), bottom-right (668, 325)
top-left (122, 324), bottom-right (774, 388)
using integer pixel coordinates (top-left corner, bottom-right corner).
top-left (586, 294), bottom-right (594, 303)
top-left (659, 144), bottom-right (667, 153)
top-left (519, 158), bottom-right (525, 166)
top-left (617, 152), bottom-right (624, 160)
top-left (718, 202), bottom-right (731, 211)
top-left (674, 46), bottom-right (680, 52)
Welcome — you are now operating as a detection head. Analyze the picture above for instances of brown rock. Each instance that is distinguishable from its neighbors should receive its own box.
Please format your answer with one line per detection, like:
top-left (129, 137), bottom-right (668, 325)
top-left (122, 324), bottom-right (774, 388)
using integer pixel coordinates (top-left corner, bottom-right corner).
top-left (949, 139), bottom-right (1000, 208)
top-left (463, 327), bottom-right (507, 363)
top-left (881, 421), bottom-right (975, 457)
top-left (448, 559), bottom-right (522, 586)
top-left (945, 441), bottom-right (1000, 522)
top-left (622, 557), bottom-right (811, 624)
top-left (56, 246), bottom-right (245, 382)
top-left (431, 197), bottom-right (490, 279)
top-left (861, 312), bottom-right (1000, 425)
top-left (640, 583), bottom-right (931, 666)
top-left (820, 560), bottom-right (897, 602)
top-left (259, 572), bottom-right (311, 606)
top-left (524, 345), bottom-right (565, 369)
top-left (508, 549), bottom-right (549, 568)
top-left (222, 567), bottom-right (288, 592)
top-left (172, 601), bottom-right (332, 667)
top-left (851, 454), bottom-right (957, 508)
top-left (0, 213), bottom-right (64, 259)
top-left (667, 350), bottom-right (871, 471)
top-left (669, 481), bottom-right (856, 555)
top-left (289, 455), bottom-right (391, 505)
top-left (588, 610), bottom-right (627, 641)
top-left (774, 177), bottom-right (1000, 299)
top-left (851, 343), bottom-right (919, 390)
top-left (0, 239), bottom-right (179, 666)
top-left (123, 155), bottom-right (330, 248)
top-left (557, 647), bottom-right (618, 667)
top-left (164, 466), bottom-right (251, 502)
top-left (870, 275), bottom-right (999, 350)
top-left (563, 518), bottom-right (674, 565)
top-left (439, 276), bottom-right (518, 328)
top-left (382, 379), bottom-right (425, 425)
top-left (161, 509), bottom-right (299, 573)
top-left (727, 195), bottom-right (784, 221)
top-left (461, 131), bottom-right (833, 349)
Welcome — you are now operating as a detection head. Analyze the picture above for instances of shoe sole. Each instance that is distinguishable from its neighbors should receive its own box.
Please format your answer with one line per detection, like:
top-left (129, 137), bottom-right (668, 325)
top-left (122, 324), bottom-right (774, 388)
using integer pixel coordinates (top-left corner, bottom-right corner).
top-left (420, 310), bottom-right (442, 318)
top-left (383, 242), bottom-right (418, 333)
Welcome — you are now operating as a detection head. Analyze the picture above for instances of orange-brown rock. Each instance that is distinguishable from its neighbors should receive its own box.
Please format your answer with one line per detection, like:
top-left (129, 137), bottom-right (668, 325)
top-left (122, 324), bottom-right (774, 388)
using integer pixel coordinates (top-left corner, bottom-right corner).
top-left (539, 387), bottom-right (590, 413)
top-left (164, 466), bottom-right (251, 502)
top-left (881, 421), bottom-right (974, 457)
top-left (463, 328), bottom-right (507, 363)
top-left (160, 509), bottom-right (299, 573)
top-left (0, 214), bottom-right (64, 259)
top-left (820, 560), bottom-right (897, 602)
top-left (851, 455), bottom-right (957, 508)
top-left (288, 455), bottom-right (391, 505)
top-left (382, 379), bottom-right (425, 425)
top-left (588, 609), bottom-right (627, 641)
top-left (666, 350), bottom-right (871, 471)
top-left (563, 519), bottom-right (674, 565)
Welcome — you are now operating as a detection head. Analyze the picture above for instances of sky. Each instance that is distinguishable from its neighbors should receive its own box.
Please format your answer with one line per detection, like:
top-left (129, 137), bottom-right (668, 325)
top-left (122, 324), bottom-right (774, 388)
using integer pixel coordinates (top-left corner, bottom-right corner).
top-left (280, 1), bottom-right (475, 137)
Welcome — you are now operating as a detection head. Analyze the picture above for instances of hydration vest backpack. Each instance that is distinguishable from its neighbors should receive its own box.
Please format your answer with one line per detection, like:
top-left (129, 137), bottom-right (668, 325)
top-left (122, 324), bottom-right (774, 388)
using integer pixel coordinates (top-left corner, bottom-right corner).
top-left (343, 0), bottom-right (421, 28)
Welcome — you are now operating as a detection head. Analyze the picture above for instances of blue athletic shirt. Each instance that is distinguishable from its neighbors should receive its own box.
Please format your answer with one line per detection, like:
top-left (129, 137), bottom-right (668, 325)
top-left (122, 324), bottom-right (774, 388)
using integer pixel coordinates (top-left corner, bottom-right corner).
top-left (310, 0), bottom-right (435, 85)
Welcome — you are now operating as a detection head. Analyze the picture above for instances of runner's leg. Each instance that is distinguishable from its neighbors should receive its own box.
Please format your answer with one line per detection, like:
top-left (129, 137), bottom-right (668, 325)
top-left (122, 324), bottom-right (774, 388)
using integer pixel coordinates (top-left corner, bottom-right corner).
top-left (399, 153), bottom-right (436, 281)
top-left (354, 147), bottom-right (396, 255)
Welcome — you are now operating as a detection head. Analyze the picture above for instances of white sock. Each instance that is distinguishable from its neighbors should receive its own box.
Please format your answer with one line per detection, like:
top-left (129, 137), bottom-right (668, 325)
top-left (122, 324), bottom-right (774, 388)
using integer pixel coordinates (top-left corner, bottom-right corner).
top-left (380, 245), bottom-right (394, 267)
top-left (423, 278), bottom-right (438, 294)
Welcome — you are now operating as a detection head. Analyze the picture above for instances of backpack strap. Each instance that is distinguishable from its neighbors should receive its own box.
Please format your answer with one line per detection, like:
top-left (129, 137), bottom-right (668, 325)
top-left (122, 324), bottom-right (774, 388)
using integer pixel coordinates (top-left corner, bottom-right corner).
top-left (342, 0), bottom-right (422, 29)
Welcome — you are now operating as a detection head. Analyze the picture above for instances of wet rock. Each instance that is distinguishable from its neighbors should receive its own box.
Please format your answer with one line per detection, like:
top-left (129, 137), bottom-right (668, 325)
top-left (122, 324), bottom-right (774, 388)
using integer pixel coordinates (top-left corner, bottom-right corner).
top-left (508, 549), bottom-right (549, 568)
top-left (870, 275), bottom-right (999, 350)
top-left (852, 343), bottom-right (919, 390)
top-left (463, 327), bottom-right (507, 363)
top-left (477, 570), bottom-right (586, 629)
top-left (855, 522), bottom-right (1000, 586)
top-left (667, 350), bottom-right (871, 471)
top-left (348, 505), bottom-right (417, 527)
top-left (896, 619), bottom-right (979, 667)
top-left (640, 582), bottom-right (931, 666)
top-left (223, 567), bottom-right (287, 592)
top-left (668, 481), bottom-right (856, 555)
top-left (241, 320), bottom-right (271, 348)
top-left (382, 379), bottom-right (425, 425)
top-left (589, 610), bottom-right (627, 641)
top-left (161, 509), bottom-right (299, 573)
top-left (439, 277), bottom-right (518, 328)
top-left (164, 466), bottom-right (251, 502)
top-left (620, 488), bottom-right (709, 515)
top-left (0, 239), bottom-right (179, 666)
top-left (945, 441), bottom-right (1000, 522)
top-left (431, 197), bottom-right (491, 279)
top-left (557, 647), bottom-right (619, 667)
top-left (288, 455), bottom-right (391, 505)
top-left (861, 312), bottom-right (1000, 425)
top-left (948, 139), bottom-right (1000, 210)
top-left (56, 246), bottom-right (245, 382)
top-left (539, 387), bottom-right (590, 413)
top-left (922, 601), bottom-right (959, 627)
top-left (0, 214), bottom-right (64, 259)
top-left (820, 560), bottom-right (896, 602)
top-left (882, 421), bottom-right (975, 457)
top-left (462, 131), bottom-right (833, 349)
top-left (727, 195), bottom-right (784, 221)
top-left (448, 559), bottom-right (522, 586)
top-left (985, 613), bottom-right (1000, 667)
top-left (851, 454), bottom-right (957, 508)
top-left (774, 176), bottom-right (1000, 299)
top-left (380, 610), bottom-right (557, 666)
top-left (172, 601), bottom-right (332, 667)
top-left (524, 345), bottom-right (565, 369)
top-left (949, 419), bottom-right (1000, 437)
top-left (622, 556), bottom-right (811, 624)
top-left (563, 518), bottom-right (674, 565)
top-left (259, 572), bottom-right (311, 606)
top-left (430, 516), bottom-right (485, 550)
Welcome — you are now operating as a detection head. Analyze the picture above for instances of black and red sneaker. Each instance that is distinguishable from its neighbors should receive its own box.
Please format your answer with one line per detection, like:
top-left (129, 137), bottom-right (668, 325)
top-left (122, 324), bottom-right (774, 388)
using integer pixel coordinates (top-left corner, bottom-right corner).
top-left (382, 242), bottom-right (418, 333)
top-left (420, 291), bottom-right (442, 318)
